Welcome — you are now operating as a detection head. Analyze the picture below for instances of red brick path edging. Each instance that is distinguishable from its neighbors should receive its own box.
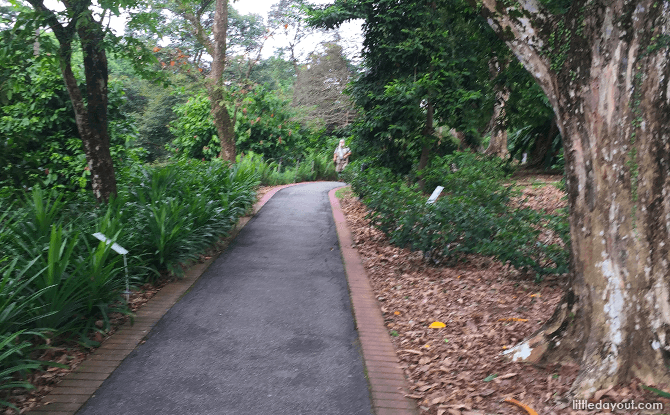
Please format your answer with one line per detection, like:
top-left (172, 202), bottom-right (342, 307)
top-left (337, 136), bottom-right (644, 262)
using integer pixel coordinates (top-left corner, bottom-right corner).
top-left (28, 183), bottom-right (302, 415)
top-left (329, 186), bottom-right (420, 415)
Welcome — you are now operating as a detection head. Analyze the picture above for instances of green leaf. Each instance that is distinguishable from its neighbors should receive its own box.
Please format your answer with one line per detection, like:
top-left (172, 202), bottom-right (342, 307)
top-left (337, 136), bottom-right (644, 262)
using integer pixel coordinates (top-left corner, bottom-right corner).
top-left (483, 374), bottom-right (498, 382)
top-left (641, 384), bottom-right (670, 399)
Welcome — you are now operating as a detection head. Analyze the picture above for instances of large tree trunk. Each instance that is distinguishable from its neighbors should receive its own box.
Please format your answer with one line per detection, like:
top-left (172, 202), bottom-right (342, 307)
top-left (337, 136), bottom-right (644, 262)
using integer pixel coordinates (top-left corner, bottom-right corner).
top-left (480, 0), bottom-right (670, 396)
top-left (209, 0), bottom-right (236, 162)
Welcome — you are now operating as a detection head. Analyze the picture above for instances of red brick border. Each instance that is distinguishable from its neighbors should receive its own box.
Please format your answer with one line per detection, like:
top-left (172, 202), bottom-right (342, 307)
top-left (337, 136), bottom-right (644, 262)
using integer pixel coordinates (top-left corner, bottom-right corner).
top-left (329, 187), bottom-right (419, 415)
top-left (28, 183), bottom-right (301, 414)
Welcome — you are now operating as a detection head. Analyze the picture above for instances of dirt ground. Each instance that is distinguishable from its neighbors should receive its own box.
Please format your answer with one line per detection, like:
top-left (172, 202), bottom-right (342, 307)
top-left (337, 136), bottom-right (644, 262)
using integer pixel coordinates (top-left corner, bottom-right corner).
top-left (337, 182), bottom-right (669, 415)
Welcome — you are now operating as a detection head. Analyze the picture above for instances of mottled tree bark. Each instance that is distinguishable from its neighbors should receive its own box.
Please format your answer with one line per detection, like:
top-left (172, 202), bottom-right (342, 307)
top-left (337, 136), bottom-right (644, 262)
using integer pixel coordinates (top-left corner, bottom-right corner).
top-left (209, 0), bottom-right (235, 161)
top-left (480, 0), bottom-right (670, 396)
top-left (76, 14), bottom-right (117, 201)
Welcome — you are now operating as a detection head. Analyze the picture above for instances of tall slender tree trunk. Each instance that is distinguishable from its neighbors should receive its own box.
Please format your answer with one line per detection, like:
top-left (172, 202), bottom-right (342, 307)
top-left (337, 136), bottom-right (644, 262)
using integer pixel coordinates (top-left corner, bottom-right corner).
top-left (209, 0), bottom-right (236, 162)
top-left (479, 0), bottom-right (670, 396)
top-left (179, 0), bottom-right (235, 161)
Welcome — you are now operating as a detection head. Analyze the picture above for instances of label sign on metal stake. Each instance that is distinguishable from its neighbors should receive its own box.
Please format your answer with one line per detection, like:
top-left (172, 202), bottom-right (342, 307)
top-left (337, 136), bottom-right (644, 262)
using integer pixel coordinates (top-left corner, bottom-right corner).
top-left (92, 232), bottom-right (131, 302)
top-left (427, 186), bottom-right (444, 204)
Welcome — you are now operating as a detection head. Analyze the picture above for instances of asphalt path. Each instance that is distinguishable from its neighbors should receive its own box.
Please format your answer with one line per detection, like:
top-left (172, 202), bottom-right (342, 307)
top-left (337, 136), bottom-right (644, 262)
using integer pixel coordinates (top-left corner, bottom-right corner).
top-left (76, 182), bottom-right (373, 415)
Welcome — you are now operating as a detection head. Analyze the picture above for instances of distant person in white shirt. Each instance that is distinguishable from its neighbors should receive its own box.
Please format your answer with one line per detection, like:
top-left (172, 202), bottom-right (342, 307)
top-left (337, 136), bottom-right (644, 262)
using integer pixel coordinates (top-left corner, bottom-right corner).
top-left (333, 139), bottom-right (351, 173)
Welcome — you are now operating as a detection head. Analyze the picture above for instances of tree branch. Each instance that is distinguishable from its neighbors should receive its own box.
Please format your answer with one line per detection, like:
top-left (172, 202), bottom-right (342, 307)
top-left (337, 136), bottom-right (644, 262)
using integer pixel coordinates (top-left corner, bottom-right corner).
top-left (183, 12), bottom-right (214, 56)
top-left (478, 0), bottom-right (559, 110)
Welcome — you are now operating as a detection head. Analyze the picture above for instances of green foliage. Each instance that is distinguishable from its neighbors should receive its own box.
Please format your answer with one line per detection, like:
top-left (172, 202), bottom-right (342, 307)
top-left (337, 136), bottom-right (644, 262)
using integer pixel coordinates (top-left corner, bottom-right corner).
top-left (115, 160), bottom-right (258, 276)
top-left (244, 55), bottom-right (296, 91)
top-left (236, 85), bottom-right (328, 161)
top-left (168, 93), bottom-right (220, 160)
top-left (502, 60), bottom-right (562, 168)
top-left (0, 258), bottom-right (52, 339)
top-left (0, 46), bottom-right (144, 193)
top-left (236, 151), bottom-right (337, 185)
top-left (170, 85), bottom-right (336, 166)
top-left (4, 188), bottom-right (127, 333)
top-left (0, 330), bottom-right (47, 410)
top-left (309, 0), bottom-right (502, 175)
top-left (348, 154), bottom-right (569, 277)
top-left (419, 152), bottom-right (516, 200)
top-left (111, 68), bottom-right (190, 163)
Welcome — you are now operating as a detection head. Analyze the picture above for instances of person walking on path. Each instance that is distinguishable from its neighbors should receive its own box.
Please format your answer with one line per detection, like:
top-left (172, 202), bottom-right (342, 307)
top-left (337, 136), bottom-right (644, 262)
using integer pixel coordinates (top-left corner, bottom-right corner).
top-left (333, 139), bottom-right (351, 173)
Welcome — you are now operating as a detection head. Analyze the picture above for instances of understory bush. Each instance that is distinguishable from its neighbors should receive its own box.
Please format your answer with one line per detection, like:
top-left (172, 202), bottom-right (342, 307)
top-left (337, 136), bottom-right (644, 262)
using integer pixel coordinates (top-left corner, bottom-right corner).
top-left (236, 151), bottom-right (337, 185)
top-left (0, 160), bottom-right (257, 401)
top-left (348, 153), bottom-right (569, 277)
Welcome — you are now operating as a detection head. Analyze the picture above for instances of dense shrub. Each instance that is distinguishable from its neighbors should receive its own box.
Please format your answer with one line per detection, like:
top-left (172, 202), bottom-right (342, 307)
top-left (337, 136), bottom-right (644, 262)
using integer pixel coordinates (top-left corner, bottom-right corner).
top-left (167, 94), bottom-right (220, 160)
top-left (349, 153), bottom-right (569, 277)
top-left (168, 85), bottom-right (339, 165)
top-left (235, 85), bottom-right (318, 162)
top-left (419, 152), bottom-right (515, 198)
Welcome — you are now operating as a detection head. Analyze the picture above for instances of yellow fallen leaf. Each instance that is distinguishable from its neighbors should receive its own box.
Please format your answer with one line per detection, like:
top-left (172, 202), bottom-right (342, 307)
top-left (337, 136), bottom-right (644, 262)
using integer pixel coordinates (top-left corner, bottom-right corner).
top-left (429, 321), bottom-right (446, 328)
top-left (530, 293), bottom-right (541, 297)
top-left (394, 311), bottom-right (401, 315)
top-left (423, 344), bottom-right (431, 348)
top-left (498, 317), bottom-right (528, 322)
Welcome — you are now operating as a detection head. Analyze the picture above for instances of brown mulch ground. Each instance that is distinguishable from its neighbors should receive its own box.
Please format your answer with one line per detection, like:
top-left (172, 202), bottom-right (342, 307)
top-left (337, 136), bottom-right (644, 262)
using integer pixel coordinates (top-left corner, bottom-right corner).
top-left (338, 183), bottom-right (669, 415)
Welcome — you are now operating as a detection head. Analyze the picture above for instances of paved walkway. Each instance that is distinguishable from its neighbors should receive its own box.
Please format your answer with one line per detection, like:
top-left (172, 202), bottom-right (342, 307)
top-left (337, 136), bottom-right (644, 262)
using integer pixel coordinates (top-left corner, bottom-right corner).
top-left (31, 182), bottom-right (418, 415)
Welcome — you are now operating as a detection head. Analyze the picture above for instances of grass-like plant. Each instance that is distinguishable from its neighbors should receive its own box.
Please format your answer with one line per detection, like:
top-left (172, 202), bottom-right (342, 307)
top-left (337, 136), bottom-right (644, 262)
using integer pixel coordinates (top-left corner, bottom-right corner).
top-left (236, 151), bottom-right (337, 185)
top-left (0, 330), bottom-right (46, 412)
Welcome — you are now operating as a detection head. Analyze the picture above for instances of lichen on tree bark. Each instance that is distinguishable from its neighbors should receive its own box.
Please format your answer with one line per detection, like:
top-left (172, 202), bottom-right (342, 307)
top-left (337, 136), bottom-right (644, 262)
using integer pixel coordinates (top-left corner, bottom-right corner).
top-left (480, 0), bottom-right (670, 396)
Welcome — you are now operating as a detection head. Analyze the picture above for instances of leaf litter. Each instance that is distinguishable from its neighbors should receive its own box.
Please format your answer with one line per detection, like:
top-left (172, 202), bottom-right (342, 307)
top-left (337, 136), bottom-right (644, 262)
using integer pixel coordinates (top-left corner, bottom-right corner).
top-left (338, 181), bottom-right (668, 414)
